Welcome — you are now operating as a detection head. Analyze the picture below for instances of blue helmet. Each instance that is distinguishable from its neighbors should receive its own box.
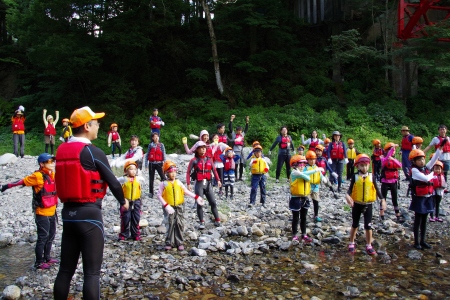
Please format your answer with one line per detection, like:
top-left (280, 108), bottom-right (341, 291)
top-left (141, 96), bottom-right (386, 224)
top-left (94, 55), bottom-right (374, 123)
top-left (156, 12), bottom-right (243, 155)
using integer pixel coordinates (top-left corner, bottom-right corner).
top-left (37, 153), bottom-right (55, 164)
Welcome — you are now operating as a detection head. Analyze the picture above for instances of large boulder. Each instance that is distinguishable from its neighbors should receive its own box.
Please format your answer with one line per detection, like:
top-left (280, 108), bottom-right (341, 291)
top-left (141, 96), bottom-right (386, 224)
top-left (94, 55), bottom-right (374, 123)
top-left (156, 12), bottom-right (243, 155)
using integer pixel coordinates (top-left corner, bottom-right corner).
top-left (0, 154), bottom-right (18, 166)
top-left (2, 285), bottom-right (21, 300)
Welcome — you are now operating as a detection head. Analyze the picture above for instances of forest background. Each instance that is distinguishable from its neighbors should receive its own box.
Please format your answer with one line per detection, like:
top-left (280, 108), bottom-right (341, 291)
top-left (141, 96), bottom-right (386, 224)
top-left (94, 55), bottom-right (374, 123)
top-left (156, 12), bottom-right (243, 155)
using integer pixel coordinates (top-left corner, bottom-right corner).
top-left (0, 0), bottom-right (449, 160)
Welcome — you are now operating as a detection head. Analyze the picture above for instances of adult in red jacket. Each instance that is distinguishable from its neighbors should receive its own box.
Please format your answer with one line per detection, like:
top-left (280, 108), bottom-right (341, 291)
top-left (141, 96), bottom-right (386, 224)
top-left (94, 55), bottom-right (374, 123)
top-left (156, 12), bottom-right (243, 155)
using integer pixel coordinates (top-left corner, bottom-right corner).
top-left (54, 106), bottom-right (129, 300)
top-left (11, 107), bottom-right (26, 158)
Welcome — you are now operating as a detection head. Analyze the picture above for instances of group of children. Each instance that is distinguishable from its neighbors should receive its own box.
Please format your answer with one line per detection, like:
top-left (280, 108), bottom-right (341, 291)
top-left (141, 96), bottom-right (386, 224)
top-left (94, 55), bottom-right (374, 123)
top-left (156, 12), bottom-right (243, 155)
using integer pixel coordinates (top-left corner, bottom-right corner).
top-left (5, 106), bottom-right (450, 264)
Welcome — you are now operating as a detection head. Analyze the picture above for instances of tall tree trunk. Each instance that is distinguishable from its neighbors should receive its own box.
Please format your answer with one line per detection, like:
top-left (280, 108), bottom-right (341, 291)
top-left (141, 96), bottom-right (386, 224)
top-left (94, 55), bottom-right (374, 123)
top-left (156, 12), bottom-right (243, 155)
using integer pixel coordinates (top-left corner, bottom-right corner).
top-left (200, 0), bottom-right (224, 95)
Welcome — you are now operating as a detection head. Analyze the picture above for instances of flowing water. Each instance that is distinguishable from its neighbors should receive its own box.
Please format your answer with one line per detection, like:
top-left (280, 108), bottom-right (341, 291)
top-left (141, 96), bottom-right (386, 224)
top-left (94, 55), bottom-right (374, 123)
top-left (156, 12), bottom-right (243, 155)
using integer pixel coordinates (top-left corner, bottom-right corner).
top-left (0, 243), bottom-right (34, 290)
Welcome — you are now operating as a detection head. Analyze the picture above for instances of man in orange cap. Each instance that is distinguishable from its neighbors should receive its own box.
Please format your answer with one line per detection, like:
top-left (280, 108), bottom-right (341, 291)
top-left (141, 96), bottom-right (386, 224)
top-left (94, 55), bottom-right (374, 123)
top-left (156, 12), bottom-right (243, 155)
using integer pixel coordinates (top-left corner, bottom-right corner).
top-left (54, 106), bottom-right (129, 300)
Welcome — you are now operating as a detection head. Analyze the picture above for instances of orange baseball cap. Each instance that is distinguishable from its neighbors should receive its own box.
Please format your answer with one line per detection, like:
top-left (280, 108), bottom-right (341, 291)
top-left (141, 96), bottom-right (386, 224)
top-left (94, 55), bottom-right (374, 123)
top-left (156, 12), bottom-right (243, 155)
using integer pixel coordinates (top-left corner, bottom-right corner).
top-left (70, 106), bottom-right (105, 128)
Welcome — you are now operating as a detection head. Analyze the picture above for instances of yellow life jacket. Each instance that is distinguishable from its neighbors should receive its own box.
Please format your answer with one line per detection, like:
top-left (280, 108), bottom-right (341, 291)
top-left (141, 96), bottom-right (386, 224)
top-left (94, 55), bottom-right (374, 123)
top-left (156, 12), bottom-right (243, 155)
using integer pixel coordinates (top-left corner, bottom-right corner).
top-left (162, 179), bottom-right (185, 206)
top-left (122, 176), bottom-right (141, 201)
top-left (350, 173), bottom-right (377, 203)
top-left (306, 165), bottom-right (321, 184)
top-left (251, 157), bottom-right (268, 175)
top-left (347, 148), bottom-right (357, 159)
top-left (290, 177), bottom-right (311, 197)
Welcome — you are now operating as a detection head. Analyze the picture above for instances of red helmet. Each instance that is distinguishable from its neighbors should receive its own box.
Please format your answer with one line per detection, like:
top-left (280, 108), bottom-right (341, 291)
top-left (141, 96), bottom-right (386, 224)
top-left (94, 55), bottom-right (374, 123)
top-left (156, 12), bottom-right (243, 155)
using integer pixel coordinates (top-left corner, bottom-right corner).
top-left (355, 154), bottom-right (371, 166)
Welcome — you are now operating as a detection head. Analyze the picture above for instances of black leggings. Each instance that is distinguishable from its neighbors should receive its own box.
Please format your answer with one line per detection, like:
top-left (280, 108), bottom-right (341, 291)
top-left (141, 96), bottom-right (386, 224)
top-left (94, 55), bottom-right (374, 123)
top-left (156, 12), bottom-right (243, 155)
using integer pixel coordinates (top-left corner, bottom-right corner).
top-left (276, 154), bottom-right (291, 180)
top-left (45, 144), bottom-right (54, 156)
top-left (148, 162), bottom-right (164, 194)
top-left (54, 204), bottom-right (104, 300)
top-left (381, 182), bottom-right (399, 213)
top-left (35, 214), bottom-right (56, 266)
top-left (351, 203), bottom-right (373, 230)
top-left (413, 212), bottom-right (428, 244)
top-left (292, 208), bottom-right (308, 236)
top-left (194, 181), bottom-right (219, 222)
top-left (431, 194), bottom-right (442, 218)
top-left (313, 200), bottom-right (319, 216)
top-left (234, 163), bottom-right (244, 180)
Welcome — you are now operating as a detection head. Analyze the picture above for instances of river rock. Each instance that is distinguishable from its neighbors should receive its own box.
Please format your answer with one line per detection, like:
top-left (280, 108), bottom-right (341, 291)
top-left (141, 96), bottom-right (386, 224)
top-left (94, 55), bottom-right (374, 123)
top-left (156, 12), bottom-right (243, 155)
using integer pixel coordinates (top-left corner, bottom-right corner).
top-left (0, 232), bottom-right (13, 248)
top-left (190, 247), bottom-right (207, 257)
top-left (2, 285), bottom-right (21, 300)
top-left (0, 154), bottom-right (18, 166)
top-left (279, 241), bottom-right (292, 251)
top-left (322, 236), bottom-right (341, 244)
top-left (237, 226), bottom-right (248, 236)
top-left (408, 250), bottom-right (423, 260)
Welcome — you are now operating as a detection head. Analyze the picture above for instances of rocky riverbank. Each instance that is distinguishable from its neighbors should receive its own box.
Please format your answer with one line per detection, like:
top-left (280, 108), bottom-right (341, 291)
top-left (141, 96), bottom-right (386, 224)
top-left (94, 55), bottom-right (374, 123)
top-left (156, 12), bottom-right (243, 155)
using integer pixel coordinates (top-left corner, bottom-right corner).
top-left (1, 153), bottom-right (450, 299)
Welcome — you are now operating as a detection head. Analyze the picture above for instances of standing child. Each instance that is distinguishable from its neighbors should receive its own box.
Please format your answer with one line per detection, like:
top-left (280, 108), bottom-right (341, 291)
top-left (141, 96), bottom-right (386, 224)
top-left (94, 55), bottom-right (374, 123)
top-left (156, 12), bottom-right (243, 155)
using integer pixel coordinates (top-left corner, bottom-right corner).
top-left (289, 155), bottom-right (323, 242)
top-left (269, 126), bottom-right (295, 183)
top-left (211, 134), bottom-right (229, 193)
top-left (322, 138), bottom-right (331, 159)
top-left (408, 146), bottom-right (442, 249)
top-left (108, 123), bottom-right (122, 158)
top-left (1, 153), bottom-right (58, 269)
top-left (145, 132), bottom-right (166, 198)
top-left (315, 144), bottom-right (337, 182)
top-left (149, 108), bottom-right (165, 136)
top-left (301, 131), bottom-right (325, 151)
top-left (429, 161), bottom-right (446, 222)
top-left (249, 145), bottom-right (269, 207)
top-left (297, 145), bottom-right (305, 156)
top-left (346, 139), bottom-right (360, 181)
top-left (112, 135), bottom-right (144, 172)
top-left (221, 147), bottom-right (240, 200)
top-left (12, 107), bottom-right (26, 158)
top-left (158, 161), bottom-right (205, 250)
top-left (117, 161), bottom-right (145, 241)
top-left (247, 141), bottom-right (264, 159)
top-left (412, 136), bottom-right (423, 150)
top-left (186, 142), bottom-right (222, 228)
top-left (229, 115), bottom-right (249, 181)
top-left (346, 154), bottom-right (386, 255)
top-left (327, 131), bottom-right (348, 192)
top-left (305, 151), bottom-right (336, 222)
top-left (59, 118), bottom-right (72, 142)
top-left (371, 139), bottom-right (383, 182)
top-left (43, 109), bottom-right (59, 155)
top-left (379, 143), bottom-right (403, 222)
top-left (183, 130), bottom-right (213, 159)
top-left (216, 123), bottom-right (228, 144)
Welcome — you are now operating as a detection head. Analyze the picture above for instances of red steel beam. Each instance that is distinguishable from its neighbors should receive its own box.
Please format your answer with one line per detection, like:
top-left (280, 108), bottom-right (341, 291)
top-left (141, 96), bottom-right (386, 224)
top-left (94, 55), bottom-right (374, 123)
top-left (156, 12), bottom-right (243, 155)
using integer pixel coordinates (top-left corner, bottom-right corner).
top-left (398, 0), bottom-right (450, 40)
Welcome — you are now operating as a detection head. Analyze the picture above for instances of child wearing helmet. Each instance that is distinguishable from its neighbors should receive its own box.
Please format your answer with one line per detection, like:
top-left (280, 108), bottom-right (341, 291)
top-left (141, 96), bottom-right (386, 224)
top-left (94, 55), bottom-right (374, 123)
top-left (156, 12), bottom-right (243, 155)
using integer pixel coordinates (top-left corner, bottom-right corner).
top-left (379, 143), bottom-right (403, 222)
top-left (158, 161), bottom-right (205, 250)
top-left (249, 145), bottom-right (269, 207)
top-left (346, 139), bottom-right (360, 181)
top-left (423, 124), bottom-right (450, 182)
top-left (107, 123), bottom-right (122, 158)
top-left (429, 160), bottom-right (446, 222)
top-left (59, 118), bottom-right (72, 143)
top-left (269, 126), bottom-right (295, 183)
top-left (371, 139), bottom-right (383, 182)
top-left (1, 153), bottom-right (58, 269)
top-left (305, 150), bottom-right (337, 223)
top-left (301, 130), bottom-right (325, 151)
top-left (220, 147), bottom-right (240, 200)
top-left (43, 109), bottom-right (59, 155)
top-left (116, 161), bottom-right (145, 241)
top-left (186, 142), bottom-right (222, 228)
top-left (408, 143), bottom-right (443, 250)
top-left (326, 131), bottom-right (348, 192)
top-left (412, 136), bottom-right (423, 150)
top-left (145, 132), bottom-right (166, 198)
top-left (229, 115), bottom-right (249, 181)
top-left (315, 144), bottom-right (336, 181)
top-left (289, 154), bottom-right (323, 243)
top-left (246, 141), bottom-right (265, 160)
top-left (346, 153), bottom-right (386, 255)
top-left (11, 106), bottom-right (26, 158)
top-left (322, 138), bottom-right (331, 159)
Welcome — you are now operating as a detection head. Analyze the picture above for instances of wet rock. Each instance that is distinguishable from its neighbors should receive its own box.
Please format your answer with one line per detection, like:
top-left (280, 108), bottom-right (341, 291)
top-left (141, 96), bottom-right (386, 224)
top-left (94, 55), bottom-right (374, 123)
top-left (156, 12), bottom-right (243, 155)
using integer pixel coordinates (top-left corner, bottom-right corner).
top-left (190, 247), bottom-right (207, 257)
top-left (2, 285), bottom-right (21, 300)
top-left (227, 274), bottom-right (240, 283)
top-left (279, 241), bottom-right (292, 251)
top-left (407, 250), bottom-right (423, 260)
top-left (321, 236), bottom-right (341, 244)
top-left (0, 233), bottom-right (13, 248)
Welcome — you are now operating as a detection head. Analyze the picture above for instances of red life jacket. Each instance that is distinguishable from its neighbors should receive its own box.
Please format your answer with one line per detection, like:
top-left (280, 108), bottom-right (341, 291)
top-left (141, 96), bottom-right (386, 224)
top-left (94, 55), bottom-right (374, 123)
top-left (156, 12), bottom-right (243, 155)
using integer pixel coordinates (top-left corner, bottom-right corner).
top-left (44, 123), bottom-right (56, 136)
top-left (206, 145), bottom-right (213, 159)
top-left (435, 136), bottom-right (450, 153)
top-left (401, 135), bottom-right (413, 151)
top-left (110, 131), bottom-right (120, 142)
top-left (309, 139), bottom-right (319, 151)
top-left (218, 134), bottom-right (227, 144)
top-left (280, 136), bottom-right (290, 149)
top-left (322, 146), bottom-right (329, 159)
top-left (213, 146), bottom-right (222, 162)
top-left (194, 157), bottom-right (214, 181)
top-left (372, 148), bottom-right (383, 161)
top-left (381, 159), bottom-right (399, 180)
top-left (56, 142), bottom-right (107, 203)
top-left (125, 147), bottom-right (142, 159)
top-left (411, 167), bottom-right (434, 197)
top-left (12, 117), bottom-right (25, 132)
top-left (148, 143), bottom-right (163, 162)
top-left (431, 173), bottom-right (446, 189)
top-left (224, 157), bottom-right (236, 171)
top-left (330, 142), bottom-right (344, 159)
top-left (316, 157), bottom-right (326, 175)
top-left (33, 172), bottom-right (58, 208)
top-left (150, 116), bottom-right (161, 129)
top-left (234, 134), bottom-right (244, 146)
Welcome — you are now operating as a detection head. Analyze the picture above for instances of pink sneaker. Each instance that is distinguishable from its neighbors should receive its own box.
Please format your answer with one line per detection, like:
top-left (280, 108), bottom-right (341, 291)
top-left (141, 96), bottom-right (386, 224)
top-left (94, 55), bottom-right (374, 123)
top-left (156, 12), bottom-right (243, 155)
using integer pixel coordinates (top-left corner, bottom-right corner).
top-left (429, 217), bottom-right (436, 222)
top-left (302, 235), bottom-right (312, 243)
top-left (435, 218), bottom-right (444, 222)
top-left (165, 245), bottom-right (172, 250)
top-left (292, 235), bottom-right (299, 241)
top-left (36, 262), bottom-right (51, 270)
top-left (366, 245), bottom-right (377, 256)
top-left (178, 245), bottom-right (185, 251)
top-left (46, 258), bottom-right (59, 264)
